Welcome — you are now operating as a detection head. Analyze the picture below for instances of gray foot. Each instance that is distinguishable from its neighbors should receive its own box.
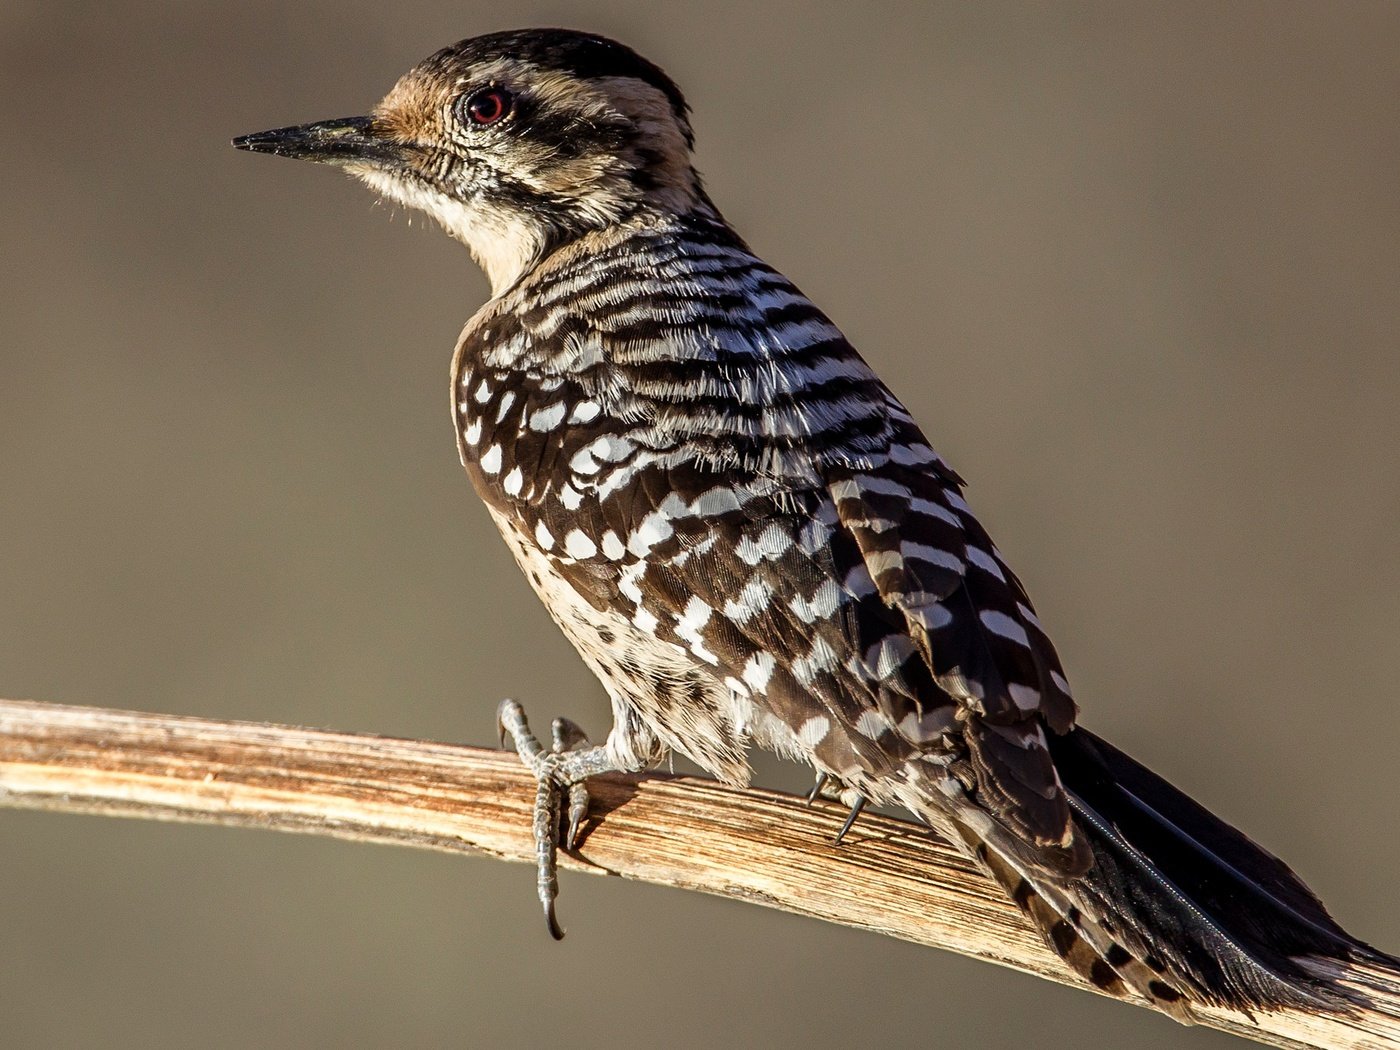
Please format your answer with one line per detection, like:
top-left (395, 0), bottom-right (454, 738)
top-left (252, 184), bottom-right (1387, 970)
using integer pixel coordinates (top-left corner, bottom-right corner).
top-left (497, 698), bottom-right (617, 939)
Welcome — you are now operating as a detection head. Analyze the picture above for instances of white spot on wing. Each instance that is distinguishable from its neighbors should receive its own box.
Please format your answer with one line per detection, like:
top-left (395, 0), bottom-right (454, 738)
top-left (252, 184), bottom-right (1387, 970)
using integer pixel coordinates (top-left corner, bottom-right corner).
top-left (797, 716), bottom-right (830, 748)
top-left (789, 579), bottom-right (842, 624)
top-left (866, 634), bottom-right (916, 678)
top-left (558, 484), bottom-right (583, 510)
top-left (843, 564), bottom-right (876, 596)
top-left (1008, 683), bottom-right (1041, 710)
top-left (723, 576), bottom-right (774, 625)
top-left (889, 444), bottom-right (937, 466)
top-left (569, 401), bottom-right (601, 423)
top-left (741, 651), bottom-right (775, 691)
top-left (564, 530), bottom-right (597, 559)
top-left (908, 497), bottom-right (960, 527)
top-left (793, 637), bottom-right (838, 684)
top-left (627, 512), bottom-right (674, 556)
top-left (690, 486), bottom-right (742, 516)
top-left (909, 603), bottom-right (954, 630)
top-left (569, 446), bottom-right (600, 476)
top-left (480, 445), bottom-right (502, 474)
top-left (600, 531), bottom-right (626, 560)
top-left (864, 550), bottom-right (906, 577)
top-left (855, 710), bottom-right (887, 739)
top-left (967, 547), bottom-right (1006, 581)
top-left (900, 542), bottom-right (962, 573)
top-left (980, 610), bottom-right (1030, 647)
top-left (529, 402), bottom-right (567, 432)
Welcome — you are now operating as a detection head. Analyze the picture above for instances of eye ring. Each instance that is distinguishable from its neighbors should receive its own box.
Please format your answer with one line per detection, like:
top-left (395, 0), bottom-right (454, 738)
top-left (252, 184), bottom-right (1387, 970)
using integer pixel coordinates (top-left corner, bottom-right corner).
top-left (460, 87), bottom-right (513, 127)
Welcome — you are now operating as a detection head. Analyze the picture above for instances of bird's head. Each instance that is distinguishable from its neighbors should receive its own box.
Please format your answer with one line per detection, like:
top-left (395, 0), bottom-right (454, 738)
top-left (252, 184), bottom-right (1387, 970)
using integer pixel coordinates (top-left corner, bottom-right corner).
top-left (234, 28), bottom-right (706, 294)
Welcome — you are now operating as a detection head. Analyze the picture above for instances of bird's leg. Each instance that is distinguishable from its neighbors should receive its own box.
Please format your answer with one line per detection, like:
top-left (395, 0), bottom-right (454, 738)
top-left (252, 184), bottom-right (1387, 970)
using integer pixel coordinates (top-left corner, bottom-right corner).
top-left (496, 698), bottom-right (616, 939)
top-left (551, 716), bottom-right (593, 850)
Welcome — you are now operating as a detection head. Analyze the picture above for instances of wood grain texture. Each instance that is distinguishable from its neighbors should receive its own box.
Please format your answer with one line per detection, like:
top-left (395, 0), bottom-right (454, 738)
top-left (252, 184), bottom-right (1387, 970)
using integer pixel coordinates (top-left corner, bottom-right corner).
top-left (0, 697), bottom-right (1396, 1049)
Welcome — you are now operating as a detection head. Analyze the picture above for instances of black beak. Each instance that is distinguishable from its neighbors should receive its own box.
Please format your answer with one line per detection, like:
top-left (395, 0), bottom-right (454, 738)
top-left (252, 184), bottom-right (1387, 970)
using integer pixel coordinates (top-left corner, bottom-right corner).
top-left (232, 116), bottom-right (403, 167)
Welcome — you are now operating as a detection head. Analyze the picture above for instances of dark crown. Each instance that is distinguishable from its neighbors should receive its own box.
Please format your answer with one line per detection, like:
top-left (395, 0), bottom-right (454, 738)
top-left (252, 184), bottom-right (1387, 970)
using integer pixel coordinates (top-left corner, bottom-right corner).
top-left (423, 28), bottom-right (693, 146)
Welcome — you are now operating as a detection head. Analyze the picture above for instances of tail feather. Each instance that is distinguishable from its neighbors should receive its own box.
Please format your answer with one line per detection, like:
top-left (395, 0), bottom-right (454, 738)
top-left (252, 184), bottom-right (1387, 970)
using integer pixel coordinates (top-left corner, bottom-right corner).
top-left (940, 726), bottom-right (1393, 1018)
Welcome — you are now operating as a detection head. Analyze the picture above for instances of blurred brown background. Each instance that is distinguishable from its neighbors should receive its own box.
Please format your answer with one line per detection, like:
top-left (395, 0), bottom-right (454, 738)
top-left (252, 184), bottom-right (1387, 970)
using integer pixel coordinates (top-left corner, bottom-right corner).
top-left (2, 2), bottom-right (1398, 1047)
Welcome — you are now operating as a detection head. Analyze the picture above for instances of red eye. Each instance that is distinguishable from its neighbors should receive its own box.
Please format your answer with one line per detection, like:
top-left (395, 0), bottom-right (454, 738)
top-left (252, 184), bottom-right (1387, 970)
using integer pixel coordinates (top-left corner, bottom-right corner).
top-left (463, 88), bottom-right (512, 126)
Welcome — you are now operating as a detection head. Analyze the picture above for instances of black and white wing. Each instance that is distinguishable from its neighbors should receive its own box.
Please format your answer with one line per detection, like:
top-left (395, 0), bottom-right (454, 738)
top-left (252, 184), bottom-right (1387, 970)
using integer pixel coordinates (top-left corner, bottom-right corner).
top-left (452, 221), bottom-right (1080, 854)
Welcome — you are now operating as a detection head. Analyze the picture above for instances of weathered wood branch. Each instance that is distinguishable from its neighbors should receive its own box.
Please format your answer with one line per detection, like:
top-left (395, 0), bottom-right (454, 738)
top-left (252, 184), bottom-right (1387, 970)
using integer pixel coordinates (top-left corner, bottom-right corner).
top-left (0, 697), bottom-right (1396, 1048)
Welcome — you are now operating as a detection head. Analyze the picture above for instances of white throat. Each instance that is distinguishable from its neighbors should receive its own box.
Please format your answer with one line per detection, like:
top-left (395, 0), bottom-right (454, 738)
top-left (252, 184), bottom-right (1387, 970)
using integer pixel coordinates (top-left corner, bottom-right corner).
top-left (356, 169), bottom-right (546, 296)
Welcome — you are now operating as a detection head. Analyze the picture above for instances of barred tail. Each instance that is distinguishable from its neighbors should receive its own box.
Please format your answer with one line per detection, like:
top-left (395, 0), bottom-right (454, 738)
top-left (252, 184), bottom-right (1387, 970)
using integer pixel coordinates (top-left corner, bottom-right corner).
top-left (950, 727), bottom-right (1392, 1020)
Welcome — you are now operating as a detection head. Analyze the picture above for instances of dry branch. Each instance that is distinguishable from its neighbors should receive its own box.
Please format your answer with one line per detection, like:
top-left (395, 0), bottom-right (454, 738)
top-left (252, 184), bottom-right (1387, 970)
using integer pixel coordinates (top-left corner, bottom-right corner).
top-left (0, 697), bottom-right (1396, 1049)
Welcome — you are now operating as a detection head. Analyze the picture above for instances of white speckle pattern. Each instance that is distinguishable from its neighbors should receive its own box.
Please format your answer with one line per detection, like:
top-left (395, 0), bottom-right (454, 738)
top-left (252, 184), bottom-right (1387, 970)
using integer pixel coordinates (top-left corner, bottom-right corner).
top-left (889, 443), bottom-right (937, 466)
top-left (866, 635), bottom-right (916, 678)
top-left (564, 530), bottom-right (597, 559)
top-left (569, 446), bottom-right (600, 476)
top-left (797, 716), bottom-right (830, 747)
top-left (568, 401), bottom-right (601, 423)
top-left (980, 610), bottom-right (1030, 647)
top-left (908, 497), bottom-right (960, 527)
top-left (722, 577), bottom-right (774, 625)
top-left (448, 212), bottom-right (1083, 882)
top-left (529, 402), bottom-right (567, 432)
top-left (855, 710), bottom-right (887, 739)
top-left (792, 637), bottom-right (839, 684)
top-left (742, 652), bottom-right (775, 691)
top-left (1008, 683), bottom-right (1042, 710)
top-left (690, 486), bottom-right (742, 516)
top-left (967, 546), bottom-right (1006, 581)
top-left (901, 541), bottom-right (962, 573)
top-left (627, 512), bottom-right (674, 556)
top-left (788, 579), bottom-right (842, 624)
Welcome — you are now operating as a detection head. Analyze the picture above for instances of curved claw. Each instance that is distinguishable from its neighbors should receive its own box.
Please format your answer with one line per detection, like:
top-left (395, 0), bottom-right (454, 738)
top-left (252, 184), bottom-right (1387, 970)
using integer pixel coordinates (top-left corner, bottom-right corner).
top-left (833, 796), bottom-right (867, 846)
top-left (806, 773), bottom-right (829, 805)
top-left (496, 698), bottom-right (520, 750)
top-left (544, 897), bottom-right (565, 941)
top-left (564, 782), bottom-right (590, 850)
top-left (552, 717), bottom-right (590, 753)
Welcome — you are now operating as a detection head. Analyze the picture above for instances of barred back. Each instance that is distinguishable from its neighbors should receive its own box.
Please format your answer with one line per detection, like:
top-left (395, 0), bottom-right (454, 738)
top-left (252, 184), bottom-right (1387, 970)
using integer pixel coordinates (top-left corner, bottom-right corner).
top-left (452, 210), bottom-right (1078, 845)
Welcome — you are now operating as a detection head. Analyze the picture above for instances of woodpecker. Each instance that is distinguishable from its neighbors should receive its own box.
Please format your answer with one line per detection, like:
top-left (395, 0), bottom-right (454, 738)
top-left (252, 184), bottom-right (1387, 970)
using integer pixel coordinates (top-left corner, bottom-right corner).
top-left (235, 28), bottom-right (1392, 1019)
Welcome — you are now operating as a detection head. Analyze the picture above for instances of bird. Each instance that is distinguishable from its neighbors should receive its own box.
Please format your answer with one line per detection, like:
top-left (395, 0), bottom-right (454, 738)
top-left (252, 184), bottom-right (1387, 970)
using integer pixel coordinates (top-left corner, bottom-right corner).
top-left (234, 27), bottom-right (1393, 1021)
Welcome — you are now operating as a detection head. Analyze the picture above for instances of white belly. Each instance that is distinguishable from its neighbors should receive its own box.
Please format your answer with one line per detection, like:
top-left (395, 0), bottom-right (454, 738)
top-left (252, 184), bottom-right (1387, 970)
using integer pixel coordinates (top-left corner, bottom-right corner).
top-left (486, 506), bottom-right (758, 783)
